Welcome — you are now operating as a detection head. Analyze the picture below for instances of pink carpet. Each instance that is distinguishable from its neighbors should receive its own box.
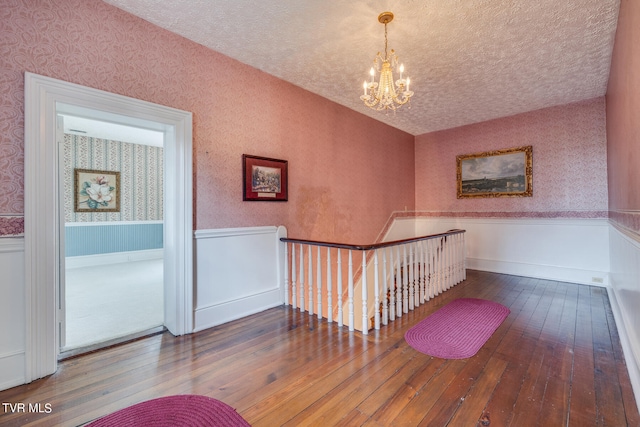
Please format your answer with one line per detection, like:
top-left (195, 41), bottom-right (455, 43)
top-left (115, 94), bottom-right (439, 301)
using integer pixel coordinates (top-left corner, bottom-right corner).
top-left (405, 298), bottom-right (510, 359)
top-left (86, 395), bottom-right (250, 427)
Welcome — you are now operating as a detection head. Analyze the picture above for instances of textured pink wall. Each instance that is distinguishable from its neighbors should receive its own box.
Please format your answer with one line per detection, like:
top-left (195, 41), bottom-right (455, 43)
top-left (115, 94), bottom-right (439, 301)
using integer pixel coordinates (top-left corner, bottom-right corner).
top-left (414, 98), bottom-right (608, 217)
top-left (0, 0), bottom-right (415, 241)
top-left (606, 0), bottom-right (640, 234)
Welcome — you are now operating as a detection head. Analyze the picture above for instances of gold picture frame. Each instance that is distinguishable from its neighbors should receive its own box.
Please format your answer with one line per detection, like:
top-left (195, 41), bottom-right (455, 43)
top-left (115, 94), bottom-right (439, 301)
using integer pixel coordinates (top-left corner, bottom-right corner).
top-left (457, 146), bottom-right (532, 198)
top-left (74, 168), bottom-right (121, 212)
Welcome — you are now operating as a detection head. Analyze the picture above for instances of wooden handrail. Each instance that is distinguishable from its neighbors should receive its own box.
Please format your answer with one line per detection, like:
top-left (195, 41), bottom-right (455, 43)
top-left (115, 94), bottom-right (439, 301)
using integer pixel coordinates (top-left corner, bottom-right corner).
top-left (280, 229), bottom-right (465, 251)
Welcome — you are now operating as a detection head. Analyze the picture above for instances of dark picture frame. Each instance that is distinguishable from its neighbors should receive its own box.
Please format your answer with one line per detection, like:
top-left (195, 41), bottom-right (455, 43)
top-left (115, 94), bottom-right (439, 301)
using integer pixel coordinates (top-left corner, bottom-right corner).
top-left (457, 146), bottom-right (532, 198)
top-left (242, 154), bottom-right (288, 201)
top-left (74, 168), bottom-right (121, 212)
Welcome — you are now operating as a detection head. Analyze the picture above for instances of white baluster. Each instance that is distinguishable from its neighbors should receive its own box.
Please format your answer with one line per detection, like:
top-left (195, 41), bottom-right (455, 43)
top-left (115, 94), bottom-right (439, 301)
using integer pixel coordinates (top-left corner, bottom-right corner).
top-left (327, 247), bottom-right (333, 323)
top-left (362, 251), bottom-right (368, 335)
top-left (419, 241), bottom-right (425, 304)
top-left (428, 238), bottom-right (434, 300)
top-left (461, 233), bottom-right (466, 281)
top-left (284, 242), bottom-right (289, 306)
top-left (414, 242), bottom-right (420, 307)
top-left (462, 233), bottom-right (466, 279)
top-left (443, 236), bottom-right (449, 291)
top-left (299, 244), bottom-right (305, 311)
top-left (317, 246), bottom-right (322, 319)
top-left (403, 245), bottom-right (409, 314)
top-left (396, 246), bottom-right (402, 317)
top-left (453, 234), bottom-right (459, 285)
top-left (449, 235), bottom-right (456, 288)
top-left (436, 237), bottom-right (444, 295)
top-left (291, 243), bottom-right (297, 309)
top-left (337, 249), bottom-right (343, 327)
top-left (348, 250), bottom-right (354, 331)
top-left (445, 237), bottom-right (450, 285)
top-left (463, 233), bottom-right (467, 280)
top-left (374, 249), bottom-right (380, 330)
top-left (382, 247), bottom-right (389, 325)
top-left (408, 243), bottom-right (414, 311)
top-left (308, 245), bottom-right (313, 316)
top-left (434, 239), bottom-right (440, 296)
top-left (450, 235), bottom-right (456, 285)
top-left (423, 240), bottom-right (428, 301)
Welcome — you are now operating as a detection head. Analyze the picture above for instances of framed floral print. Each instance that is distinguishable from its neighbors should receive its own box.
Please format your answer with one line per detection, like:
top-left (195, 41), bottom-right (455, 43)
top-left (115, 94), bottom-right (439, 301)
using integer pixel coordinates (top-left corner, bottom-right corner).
top-left (74, 168), bottom-right (121, 212)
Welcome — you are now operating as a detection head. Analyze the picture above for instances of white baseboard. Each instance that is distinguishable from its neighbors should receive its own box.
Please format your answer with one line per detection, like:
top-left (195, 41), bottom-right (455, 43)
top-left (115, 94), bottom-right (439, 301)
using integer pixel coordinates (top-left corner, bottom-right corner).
top-left (193, 288), bottom-right (282, 332)
top-left (467, 257), bottom-right (609, 287)
top-left (65, 249), bottom-right (163, 269)
top-left (0, 351), bottom-right (26, 391)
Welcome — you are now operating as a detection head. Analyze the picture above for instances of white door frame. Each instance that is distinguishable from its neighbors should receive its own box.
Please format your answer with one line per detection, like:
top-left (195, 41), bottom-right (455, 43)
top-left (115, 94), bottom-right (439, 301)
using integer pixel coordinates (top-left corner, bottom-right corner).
top-left (24, 72), bottom-right (193, 382)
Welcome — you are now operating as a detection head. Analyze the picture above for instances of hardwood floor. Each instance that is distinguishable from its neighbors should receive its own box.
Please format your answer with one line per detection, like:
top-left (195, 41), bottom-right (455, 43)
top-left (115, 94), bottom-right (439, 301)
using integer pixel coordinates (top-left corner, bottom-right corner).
top-left (1, 270), bottom-right (639, 426)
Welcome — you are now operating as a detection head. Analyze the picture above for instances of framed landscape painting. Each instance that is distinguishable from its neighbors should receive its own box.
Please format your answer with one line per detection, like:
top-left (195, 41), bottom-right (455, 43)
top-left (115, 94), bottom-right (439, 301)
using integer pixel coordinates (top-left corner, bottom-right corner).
top-left (242, 154), bottom-right (288, 201)
top-left (457, 146), bottom-right (532, 198)
top-left (74, 168), bottom-right (121, 212)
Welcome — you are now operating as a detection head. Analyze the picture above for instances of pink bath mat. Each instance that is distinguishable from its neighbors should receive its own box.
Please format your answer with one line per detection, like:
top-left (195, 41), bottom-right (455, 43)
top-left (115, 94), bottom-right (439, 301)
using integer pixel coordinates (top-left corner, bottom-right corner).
top-left (405, 298), bottom-right (510, 359)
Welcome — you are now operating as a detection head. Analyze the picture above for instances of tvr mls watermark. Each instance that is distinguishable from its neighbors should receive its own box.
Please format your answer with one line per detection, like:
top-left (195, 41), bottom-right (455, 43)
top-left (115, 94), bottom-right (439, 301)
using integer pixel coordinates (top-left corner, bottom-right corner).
top-left (2, 402), bottom-right (53, 414)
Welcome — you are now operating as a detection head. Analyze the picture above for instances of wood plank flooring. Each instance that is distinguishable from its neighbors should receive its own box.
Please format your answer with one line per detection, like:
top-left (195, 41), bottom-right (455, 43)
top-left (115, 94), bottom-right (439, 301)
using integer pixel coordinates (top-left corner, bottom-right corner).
top-left (1, 270), bottom-right (638, 426)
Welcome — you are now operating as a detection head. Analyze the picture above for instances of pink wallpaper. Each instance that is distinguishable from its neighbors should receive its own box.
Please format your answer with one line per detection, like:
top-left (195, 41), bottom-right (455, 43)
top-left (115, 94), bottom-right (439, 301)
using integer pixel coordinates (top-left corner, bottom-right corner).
top-left (606, 0), bottom-right (640, 235)
top-left (0, 0), bottom-right (415, 242)
top-left (414, 98), bottom-right (609, 218)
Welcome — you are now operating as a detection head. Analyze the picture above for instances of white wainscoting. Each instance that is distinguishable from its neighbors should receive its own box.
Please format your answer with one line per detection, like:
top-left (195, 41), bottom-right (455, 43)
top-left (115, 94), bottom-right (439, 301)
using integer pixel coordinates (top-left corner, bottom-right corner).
top-left (193, 226), bottom-right (286, 332)
top-left (608, 225), bottom-right (640, 409)
top-left (0, 238), bottom-right (26, 391)
top-left (386, 216), bottom-right (610, 286)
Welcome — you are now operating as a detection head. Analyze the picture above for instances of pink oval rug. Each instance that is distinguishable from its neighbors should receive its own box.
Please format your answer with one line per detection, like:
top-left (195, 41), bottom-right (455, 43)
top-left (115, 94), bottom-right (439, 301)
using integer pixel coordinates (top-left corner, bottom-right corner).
top-left (405, 298), bottom-right (510, 359)
top-left (86, 395), bottom-right (250, 427)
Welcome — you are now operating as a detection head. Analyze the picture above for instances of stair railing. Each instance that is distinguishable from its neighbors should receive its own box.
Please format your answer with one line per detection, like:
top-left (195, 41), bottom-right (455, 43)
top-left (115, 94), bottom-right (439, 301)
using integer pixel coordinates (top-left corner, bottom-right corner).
top-left (280, 229), bottom-right (466, 334)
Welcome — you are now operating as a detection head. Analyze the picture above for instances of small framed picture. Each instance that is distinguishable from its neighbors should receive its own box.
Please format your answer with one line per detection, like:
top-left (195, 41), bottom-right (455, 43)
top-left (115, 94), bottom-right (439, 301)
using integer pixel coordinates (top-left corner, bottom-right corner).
top-left (74, 168), bottom-right (121, 212)
top-left (457, 146), bottom-right (532, 198)
top-left (242, 154), bottom-right (288, 201)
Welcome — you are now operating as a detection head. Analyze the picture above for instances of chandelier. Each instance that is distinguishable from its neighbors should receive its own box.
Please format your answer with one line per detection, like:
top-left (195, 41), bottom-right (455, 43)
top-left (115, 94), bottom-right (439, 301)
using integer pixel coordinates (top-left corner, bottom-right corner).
top-left (361, 12), bottom-right (414, 112)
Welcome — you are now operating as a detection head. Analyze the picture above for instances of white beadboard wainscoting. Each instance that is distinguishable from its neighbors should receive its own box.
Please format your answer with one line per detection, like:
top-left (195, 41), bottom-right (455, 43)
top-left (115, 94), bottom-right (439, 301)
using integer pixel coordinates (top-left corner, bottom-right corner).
top-left (193, 226), bottom-right (287, 332)
top-left (386, 216), bottom-right (610, 287)
top-left (0, 238), bottom-right (26, 391)
top-left (64, 221), bottom-right (163, 257)
top-left (608, 225), bottom-right (640, 409)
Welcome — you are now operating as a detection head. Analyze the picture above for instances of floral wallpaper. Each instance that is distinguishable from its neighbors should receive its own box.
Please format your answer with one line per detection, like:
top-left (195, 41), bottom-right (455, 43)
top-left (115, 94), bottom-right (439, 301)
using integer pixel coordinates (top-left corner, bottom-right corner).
top-left (0, 0), bottom-right (415, 243)
top-left (414, 98), bottom-right (609, 218)
top-left (0, 0), bottom-right (617, 241)
top-left (63, 134), bottom-right (163, 222)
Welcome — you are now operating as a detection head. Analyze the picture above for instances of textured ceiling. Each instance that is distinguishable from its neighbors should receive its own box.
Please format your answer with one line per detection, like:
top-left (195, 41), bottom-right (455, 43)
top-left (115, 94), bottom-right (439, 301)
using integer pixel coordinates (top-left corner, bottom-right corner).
top-left (102, 0), bottom-right (620, 136)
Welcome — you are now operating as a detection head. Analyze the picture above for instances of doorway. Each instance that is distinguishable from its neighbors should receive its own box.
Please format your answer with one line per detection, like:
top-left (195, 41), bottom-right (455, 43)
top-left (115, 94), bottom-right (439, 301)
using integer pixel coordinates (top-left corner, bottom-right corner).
top-left (58, 114), bottom-right (166, 356)
top-left (24, 72), bottom-right (193, 382)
